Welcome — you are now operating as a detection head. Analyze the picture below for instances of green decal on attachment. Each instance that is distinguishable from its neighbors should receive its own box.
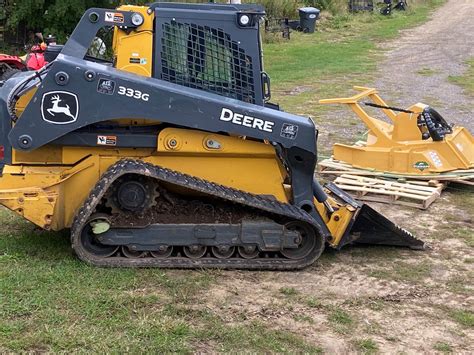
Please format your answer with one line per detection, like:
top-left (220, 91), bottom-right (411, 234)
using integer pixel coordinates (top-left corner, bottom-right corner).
top-left (413, 161), bottom-right (430, 171)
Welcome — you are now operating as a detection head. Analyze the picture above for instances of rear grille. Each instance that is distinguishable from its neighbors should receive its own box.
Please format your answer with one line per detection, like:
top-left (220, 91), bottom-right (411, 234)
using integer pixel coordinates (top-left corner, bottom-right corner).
top-left (160, 21), bottom-right (256, 103)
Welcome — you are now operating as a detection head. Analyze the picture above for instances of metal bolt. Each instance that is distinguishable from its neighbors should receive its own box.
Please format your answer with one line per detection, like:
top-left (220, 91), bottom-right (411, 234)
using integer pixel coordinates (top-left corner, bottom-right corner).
top-left (206, 139), bottom-right (221, 149)
top-left (169, 139), bottom-right (177, 147)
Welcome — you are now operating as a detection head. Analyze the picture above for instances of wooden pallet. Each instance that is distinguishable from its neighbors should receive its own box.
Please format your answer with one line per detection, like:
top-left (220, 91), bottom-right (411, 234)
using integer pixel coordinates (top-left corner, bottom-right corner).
top-left (333, 174), bottom-right (444, 209)
top-left (319, 158), bottom-right (474, 186)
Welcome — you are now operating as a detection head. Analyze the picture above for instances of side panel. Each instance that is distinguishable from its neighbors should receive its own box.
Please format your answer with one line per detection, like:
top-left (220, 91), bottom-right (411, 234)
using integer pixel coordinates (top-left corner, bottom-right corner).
top-left (0, 128), bottom-right (290, 230)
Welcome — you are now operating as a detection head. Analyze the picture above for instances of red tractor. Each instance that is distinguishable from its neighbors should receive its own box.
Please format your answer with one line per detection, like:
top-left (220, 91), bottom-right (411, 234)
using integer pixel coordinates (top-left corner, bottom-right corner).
top-left (0, 33), bottom-right (55, 81)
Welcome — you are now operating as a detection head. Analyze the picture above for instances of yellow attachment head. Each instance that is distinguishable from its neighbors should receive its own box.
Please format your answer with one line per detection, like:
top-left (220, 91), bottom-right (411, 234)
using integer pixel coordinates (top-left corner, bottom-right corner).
top-left (320, 87), bottom-right (474, 174)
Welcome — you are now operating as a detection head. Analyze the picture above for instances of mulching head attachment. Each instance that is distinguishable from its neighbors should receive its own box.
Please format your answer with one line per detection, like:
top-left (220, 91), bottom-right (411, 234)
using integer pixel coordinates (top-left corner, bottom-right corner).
top-left (319, 86), bottom-right (474, 175)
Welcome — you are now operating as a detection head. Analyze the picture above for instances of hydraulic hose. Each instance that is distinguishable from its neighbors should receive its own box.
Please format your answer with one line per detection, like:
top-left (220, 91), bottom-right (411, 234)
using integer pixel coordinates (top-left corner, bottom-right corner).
top-left (312, 178), bottom-right (334, 214)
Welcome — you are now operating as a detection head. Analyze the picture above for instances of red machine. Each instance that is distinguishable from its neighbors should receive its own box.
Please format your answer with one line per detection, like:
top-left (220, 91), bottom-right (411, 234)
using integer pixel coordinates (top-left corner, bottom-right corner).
top-left (0, 33), bottom-right (52, 80)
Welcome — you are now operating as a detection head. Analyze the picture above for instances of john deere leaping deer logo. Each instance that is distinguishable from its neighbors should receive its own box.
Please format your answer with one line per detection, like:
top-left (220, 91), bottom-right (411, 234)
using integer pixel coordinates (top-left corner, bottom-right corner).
top-left (41, 91), bottom-right (79, 124)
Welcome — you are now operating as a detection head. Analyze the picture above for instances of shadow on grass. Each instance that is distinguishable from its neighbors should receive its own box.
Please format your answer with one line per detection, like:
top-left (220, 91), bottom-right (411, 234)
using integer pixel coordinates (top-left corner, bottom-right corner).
top-left (0, 226), bottom-right (73, 264)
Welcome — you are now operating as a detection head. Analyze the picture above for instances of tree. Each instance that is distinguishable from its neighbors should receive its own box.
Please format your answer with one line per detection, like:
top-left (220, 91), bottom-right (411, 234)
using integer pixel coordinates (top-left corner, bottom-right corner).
top-left (6, 0), bottom-right (119, 42)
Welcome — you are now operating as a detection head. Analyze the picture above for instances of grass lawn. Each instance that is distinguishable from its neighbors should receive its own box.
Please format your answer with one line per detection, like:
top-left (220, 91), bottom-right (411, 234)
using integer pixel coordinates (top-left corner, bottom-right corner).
top-left (0, 1), bottom-right (448, 352)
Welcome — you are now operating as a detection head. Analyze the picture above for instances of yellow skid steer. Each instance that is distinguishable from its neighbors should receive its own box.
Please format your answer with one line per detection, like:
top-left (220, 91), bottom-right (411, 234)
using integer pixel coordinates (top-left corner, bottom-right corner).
top-left (0, 4), bottom-right (424, 269)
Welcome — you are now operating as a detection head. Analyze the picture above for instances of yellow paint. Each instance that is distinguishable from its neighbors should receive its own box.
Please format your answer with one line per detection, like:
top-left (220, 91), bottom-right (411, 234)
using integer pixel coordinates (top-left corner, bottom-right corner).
top-left (0, 187), bottom-right (57, 229)
top-left (314, 196), bottom-right (355, 246)
top-left (13, 146), bottom-right (63, 164)
top-left (15, 88), bottom-right (37, 117)
top-left (113, 6), bottom-right (154, 77)
top-left (320, 87), bottom-right (474, 174)
top-left (0, 129), bottom-right (287, 229)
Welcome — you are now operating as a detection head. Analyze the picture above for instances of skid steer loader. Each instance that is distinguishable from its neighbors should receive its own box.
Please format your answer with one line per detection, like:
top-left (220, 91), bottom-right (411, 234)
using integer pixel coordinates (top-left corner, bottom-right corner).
top-left (0, 3), bottom-right (424, 269)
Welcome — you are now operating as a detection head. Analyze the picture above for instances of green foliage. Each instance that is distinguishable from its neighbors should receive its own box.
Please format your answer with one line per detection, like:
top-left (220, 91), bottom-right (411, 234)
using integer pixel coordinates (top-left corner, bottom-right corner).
top-left (257, 0), bottom-right (303, 19)
top-left (328, 309), bottom-right (353, 325)
top-left (3, 0), bottom-right (303, 43)
top-left (5, 0), bottom-right (119, 42)
top-left (0, 6), bottom-right (7, 21)
top-left (279, 287), bottom-right (299, 296)
top-left (304, 0), bottom-right (348, 14)
top-left (434, 342), bottom-right (453, 354)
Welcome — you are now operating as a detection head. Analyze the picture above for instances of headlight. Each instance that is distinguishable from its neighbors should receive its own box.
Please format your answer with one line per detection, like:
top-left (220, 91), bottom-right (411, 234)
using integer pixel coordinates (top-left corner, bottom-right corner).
top-left (238, 14), bottom-right (251, 26)
top-left (131, 13), bottom-right (144, 26)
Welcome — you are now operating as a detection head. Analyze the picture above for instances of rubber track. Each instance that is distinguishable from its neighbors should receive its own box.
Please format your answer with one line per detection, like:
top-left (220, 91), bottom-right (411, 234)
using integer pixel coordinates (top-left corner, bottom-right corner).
top-left (71, 159), bottom-right (326, 270)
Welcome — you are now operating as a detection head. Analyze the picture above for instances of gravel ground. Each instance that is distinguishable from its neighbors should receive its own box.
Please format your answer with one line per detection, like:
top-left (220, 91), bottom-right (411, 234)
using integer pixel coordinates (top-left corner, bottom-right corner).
top-left (375, 0), bottom-right (473, 130)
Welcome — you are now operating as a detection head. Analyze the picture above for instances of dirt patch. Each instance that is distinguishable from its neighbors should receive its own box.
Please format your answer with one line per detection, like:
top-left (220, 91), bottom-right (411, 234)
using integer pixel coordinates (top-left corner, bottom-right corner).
top-left (198, 219), bottom-right (473, 351)
top-left (281, 86), bottom-right (314, 96)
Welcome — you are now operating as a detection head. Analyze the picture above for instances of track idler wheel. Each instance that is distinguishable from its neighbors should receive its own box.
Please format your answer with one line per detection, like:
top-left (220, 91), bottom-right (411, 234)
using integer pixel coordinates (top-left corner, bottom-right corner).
top-left (238, 245), bottom-right (259, 259)
top-left (79, 219), bottom-right (119, 258)
top-left (106, 175), bottom-right (158, 213)
top-left (280, 221), bottom-right (322, 260)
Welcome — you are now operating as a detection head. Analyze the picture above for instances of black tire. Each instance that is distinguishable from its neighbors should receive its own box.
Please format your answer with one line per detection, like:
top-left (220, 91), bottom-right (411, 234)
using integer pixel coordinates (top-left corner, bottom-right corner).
top-left (0, 68), bottom-right (20, 82)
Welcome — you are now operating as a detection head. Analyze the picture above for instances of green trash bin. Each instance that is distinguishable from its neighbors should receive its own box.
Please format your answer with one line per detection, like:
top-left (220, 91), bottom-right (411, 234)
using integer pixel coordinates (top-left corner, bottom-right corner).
top-left (298, 7), bottom-right (320, 33)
